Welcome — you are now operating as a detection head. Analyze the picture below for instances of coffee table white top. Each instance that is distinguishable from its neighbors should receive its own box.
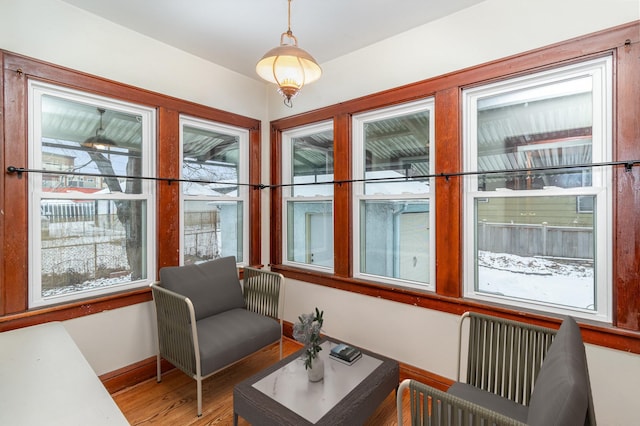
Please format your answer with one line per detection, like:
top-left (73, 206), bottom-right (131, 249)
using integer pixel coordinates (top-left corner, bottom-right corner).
top-left (252, 340), bottom-right (382, 424)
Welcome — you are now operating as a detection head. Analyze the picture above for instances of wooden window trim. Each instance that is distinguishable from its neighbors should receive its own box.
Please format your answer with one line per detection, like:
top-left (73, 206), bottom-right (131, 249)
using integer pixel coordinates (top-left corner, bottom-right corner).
top-left (0, 289), bottom-right (152, 332)
top-left (0, 51), bottom-right (261, 327)
top-left (269, 22), bottom-right (640, 353)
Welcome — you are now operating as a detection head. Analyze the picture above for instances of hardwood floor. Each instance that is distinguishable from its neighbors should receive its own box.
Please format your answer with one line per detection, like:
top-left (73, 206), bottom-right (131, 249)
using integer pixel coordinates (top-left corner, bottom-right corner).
top-left (112, 338), bottom-right (405, 425)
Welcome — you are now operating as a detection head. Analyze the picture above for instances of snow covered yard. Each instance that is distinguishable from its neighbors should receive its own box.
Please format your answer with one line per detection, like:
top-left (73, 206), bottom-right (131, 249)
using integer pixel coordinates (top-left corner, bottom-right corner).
top-left (478, 251), bottom-right (594, 309)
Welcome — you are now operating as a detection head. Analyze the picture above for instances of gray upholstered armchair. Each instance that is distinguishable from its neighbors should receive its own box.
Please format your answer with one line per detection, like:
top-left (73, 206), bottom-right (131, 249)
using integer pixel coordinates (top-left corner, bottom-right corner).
top-left (150, 256), bottom-right (284, 416)
top-left (397, 312), bottom-right (596, 425)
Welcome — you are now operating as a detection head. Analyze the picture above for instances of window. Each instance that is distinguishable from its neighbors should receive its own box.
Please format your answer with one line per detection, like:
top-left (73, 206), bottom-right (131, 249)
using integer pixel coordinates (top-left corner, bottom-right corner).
top-left (463, 57), bottom-right (612, 322)
top-left (282, 122), bottom-right (334, 270)
top-left (353, 100), bottom-right (435, 289)
top-left (180, 116), bottom-right (248, 265)
top-left (28, 82), bottom-right (156, 307)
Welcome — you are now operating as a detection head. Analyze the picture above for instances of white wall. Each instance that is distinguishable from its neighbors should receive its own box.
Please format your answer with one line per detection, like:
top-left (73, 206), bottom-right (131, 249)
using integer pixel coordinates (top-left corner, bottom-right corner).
top-left (284, 280), bottom-right (462, 377)
top-left (0, 0), bottom-right (267, 119)
top-left (2, 0), bottom-right (638, 424)
top-left (63, 302), bottom-right (156, 376)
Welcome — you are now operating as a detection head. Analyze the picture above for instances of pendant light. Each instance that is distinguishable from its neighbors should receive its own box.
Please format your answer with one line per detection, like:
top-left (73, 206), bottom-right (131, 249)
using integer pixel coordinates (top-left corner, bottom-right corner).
top-left (83, 108), bottom-right (115, 150)
top-left (256, 0), bottom-right (321, 107)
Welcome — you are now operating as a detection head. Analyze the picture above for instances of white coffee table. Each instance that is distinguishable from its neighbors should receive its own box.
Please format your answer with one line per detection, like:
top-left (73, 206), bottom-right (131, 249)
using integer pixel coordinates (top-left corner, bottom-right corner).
top-left (233, 339), bottom-right (399, 425)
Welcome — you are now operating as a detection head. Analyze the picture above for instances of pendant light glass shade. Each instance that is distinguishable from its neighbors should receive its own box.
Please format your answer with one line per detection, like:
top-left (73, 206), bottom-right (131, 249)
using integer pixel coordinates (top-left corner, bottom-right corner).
top-left (256, 0), bottom-right (321, 107)
top-left (82, 108), bottom-right (116, 150)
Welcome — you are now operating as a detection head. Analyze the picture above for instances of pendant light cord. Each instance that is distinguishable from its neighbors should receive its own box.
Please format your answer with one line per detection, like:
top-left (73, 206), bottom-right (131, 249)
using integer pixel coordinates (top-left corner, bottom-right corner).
top-left (287, 0), bottom-right (292, 35)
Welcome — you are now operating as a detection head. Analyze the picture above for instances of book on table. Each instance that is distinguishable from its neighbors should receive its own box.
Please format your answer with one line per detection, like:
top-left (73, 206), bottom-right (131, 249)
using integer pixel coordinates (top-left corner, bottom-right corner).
top-left (330, 343), bottom-right (362, 365)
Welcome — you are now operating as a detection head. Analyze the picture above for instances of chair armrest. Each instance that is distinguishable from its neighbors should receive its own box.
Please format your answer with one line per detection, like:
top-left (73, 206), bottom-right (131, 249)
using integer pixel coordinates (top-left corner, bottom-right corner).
top-left (397, 379), bottom-right (527, 426)
top-left (242, 267), bottom-right (283, 320)
top-left (150, 283), bottom-right (199, 377)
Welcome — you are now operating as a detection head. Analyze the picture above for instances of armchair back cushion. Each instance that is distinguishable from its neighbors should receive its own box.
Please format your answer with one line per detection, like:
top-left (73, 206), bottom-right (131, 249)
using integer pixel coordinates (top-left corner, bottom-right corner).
top-left (159, 256), bottom-right (244, 321)
top-left (527, 316), bottom-right (589, 426)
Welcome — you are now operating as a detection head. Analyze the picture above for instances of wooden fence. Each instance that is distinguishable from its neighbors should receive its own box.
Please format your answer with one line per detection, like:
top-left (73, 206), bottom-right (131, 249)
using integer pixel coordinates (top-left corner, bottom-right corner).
top-left (478, 221), bottom-right (593, 259)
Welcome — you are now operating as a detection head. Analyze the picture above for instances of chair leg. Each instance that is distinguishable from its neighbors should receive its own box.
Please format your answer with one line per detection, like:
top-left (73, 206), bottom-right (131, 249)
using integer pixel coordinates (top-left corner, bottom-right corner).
top-left (279, 337), bottom-right (283, 360)
top-left (197, 377), bottom-right (202, 417)
top-left (156, 354), bottom-right (162, 382)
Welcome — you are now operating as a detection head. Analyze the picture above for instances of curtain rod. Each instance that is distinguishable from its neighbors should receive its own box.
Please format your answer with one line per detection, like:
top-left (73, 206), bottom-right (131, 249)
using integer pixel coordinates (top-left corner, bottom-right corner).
top-left (6, 160), bottom-right (639, 190)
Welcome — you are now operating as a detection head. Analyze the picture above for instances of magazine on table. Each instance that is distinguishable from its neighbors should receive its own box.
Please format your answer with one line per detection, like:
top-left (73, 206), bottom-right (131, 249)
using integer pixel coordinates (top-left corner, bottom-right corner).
top-left (330, 343), bottom-right (362, 365)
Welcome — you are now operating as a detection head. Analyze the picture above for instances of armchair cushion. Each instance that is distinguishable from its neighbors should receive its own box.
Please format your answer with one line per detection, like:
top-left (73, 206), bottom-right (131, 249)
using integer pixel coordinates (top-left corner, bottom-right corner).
top-left (159, 256), bottom-right (244, 321)
top-left (447, 382), bottom-right (528, 422)
top-left (527, 316), bottom-right (589, 426)
top-left (197, 308), bottom-right (281, 375)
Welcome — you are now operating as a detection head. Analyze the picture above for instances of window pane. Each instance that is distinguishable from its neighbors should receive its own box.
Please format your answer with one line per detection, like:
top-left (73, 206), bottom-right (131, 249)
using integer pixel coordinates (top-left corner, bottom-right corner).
top-left (287, 201), bottom-right (333, 268)
top-left (40, 199), bottom-right (147, 299)
top-left (291, 129), bottom-right (334, 197)
top-left (476, 76), bottom-right (593, 191)
top-left (475, 196), bottom-right (595, 310)
top-left (182, 125), bottom-right (239, 196)
top-left (183, 200), bottom-right (243, 264)
top-left (360, 200), bottom-right (430, 284)
top-left (41, 95), bottom-right (143, 194)
top-left (364, 110), bottom-right (430, 195)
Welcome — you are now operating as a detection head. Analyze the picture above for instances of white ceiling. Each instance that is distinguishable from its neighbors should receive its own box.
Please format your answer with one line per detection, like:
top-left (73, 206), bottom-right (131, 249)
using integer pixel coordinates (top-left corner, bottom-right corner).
top-left (60, 0), bottom-right (485, 80)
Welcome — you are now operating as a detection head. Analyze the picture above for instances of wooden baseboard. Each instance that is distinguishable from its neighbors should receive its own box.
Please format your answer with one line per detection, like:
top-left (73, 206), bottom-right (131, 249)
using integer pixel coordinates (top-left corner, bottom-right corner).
top-left (101, 353), bottom-right (451, 396)
top-left (100, 356), bottom-right (174, 394)
top-left (101, 322), bottom-right (454, 396)
top-left (399, 361), bottom-right (453, 391)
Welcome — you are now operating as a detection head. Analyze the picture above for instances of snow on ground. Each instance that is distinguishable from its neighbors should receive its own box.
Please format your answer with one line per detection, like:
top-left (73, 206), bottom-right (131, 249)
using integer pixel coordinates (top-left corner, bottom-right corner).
top-left (477, 251), bottom-right (594, 310)
top-left (42, 236), bottom-right (596, 311)
top-left (42, 275), bottom-right (132, 298)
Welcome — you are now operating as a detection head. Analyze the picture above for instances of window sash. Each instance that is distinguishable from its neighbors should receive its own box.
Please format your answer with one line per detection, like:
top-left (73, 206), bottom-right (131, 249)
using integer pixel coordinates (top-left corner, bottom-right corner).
top-left (281, 121), bottom-right (335, 271)
top-left (463, 57), bottom-right (612, 322)
top-left (352, 99), bottom-right (435, 289)
top-left (179, 115), bottom-right (249, 265)
top-left (28, 81), bottom-right (156, 307)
